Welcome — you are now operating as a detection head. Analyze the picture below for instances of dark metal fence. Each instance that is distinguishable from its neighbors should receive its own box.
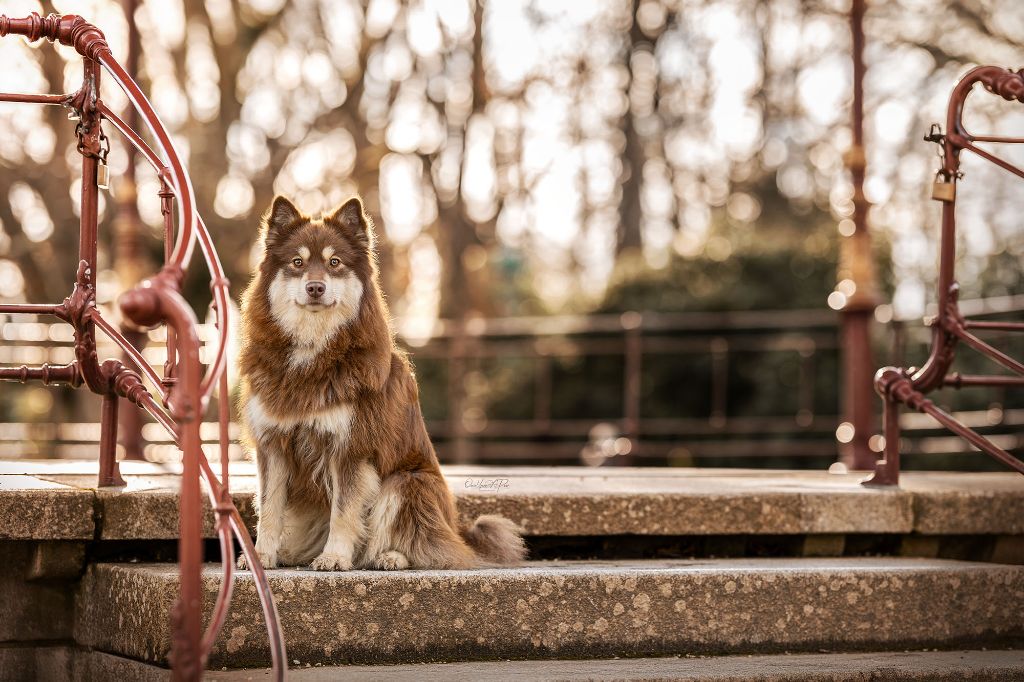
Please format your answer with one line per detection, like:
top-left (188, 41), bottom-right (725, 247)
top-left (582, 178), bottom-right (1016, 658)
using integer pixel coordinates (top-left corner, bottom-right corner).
top-left (418, 309), bottom-right (843, 465)
top-left (2, 301), bottom-right (1021, 468)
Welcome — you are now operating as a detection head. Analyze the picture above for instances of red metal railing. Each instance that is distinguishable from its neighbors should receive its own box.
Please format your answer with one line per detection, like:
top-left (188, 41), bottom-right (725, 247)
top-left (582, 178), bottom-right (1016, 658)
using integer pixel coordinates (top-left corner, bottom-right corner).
top-left (0, 13), bottom-right (286, 680)
top-left (865, 66), bottom-right (1024, 487)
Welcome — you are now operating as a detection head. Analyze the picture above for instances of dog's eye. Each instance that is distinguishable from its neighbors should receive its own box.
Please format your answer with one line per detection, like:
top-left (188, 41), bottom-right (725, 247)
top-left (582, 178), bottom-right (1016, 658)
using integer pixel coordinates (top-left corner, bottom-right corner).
top-left (329, 257), bottom-right (341, 268)
top-left (292, 258), bottom-right (303, 267)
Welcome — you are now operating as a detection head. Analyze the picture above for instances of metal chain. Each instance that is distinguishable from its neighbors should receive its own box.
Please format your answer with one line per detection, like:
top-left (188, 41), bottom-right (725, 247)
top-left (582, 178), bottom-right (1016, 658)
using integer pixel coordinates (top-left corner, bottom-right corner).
top-left (73, 118), bottom-right (108, 161)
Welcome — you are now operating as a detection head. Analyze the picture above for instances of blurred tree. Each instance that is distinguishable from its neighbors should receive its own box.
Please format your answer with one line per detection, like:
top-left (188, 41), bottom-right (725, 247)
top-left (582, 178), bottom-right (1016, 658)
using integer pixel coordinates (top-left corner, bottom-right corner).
top-left (0, 0), bottom-right (1019, 466)
top-left (599, 172), bottom-right (899, 314)
top-left (0, 0), bottom-right (1021, 322)
top-left (617, 0), bottom-right (652, 257)
top-left (0, 0), bottom-right (1022, 466)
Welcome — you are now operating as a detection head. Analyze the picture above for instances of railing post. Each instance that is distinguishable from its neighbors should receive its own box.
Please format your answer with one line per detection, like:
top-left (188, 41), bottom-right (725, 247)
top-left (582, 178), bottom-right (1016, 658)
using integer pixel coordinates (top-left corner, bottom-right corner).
top-left (796, 338), bottom-right (816, 427)
top-left (622, 312), bottom-right (642, 463)
top-left (161, 180), bottom-right (179, 393)
top-left (171, 380), bottom-right (204, 681)
top-left (835, 0), bottom-right (878, 470)
top-left (709, 337), bottom-right (728, 429)
top-left (115, 0), bottom-right (146, 461)
top-left (73, 55), bottom-right (123, 485)
top-left (447, 319), bottom-right (471, 463)
top-left (533, 349), bottom-right (552, 432)
top-left (98, 392), bottom-right (125, 487)
top-left (123, 286), bottom-right (206, 681)
top-left (864, 389), bottom-right (900, 486)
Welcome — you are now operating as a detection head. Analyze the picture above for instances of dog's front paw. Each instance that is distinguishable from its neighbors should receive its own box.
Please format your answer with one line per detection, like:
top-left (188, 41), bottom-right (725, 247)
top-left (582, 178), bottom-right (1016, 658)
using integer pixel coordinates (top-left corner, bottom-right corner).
top-left (238, 548), bottom-right (278, 571)
top-left (310, 552), bottom-right (353, 571)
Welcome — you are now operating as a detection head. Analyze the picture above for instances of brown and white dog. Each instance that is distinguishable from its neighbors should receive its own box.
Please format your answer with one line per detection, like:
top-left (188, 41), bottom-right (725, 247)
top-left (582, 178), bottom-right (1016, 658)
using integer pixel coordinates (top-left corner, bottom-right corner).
top-left (237, 196), bottom-right (525, 571)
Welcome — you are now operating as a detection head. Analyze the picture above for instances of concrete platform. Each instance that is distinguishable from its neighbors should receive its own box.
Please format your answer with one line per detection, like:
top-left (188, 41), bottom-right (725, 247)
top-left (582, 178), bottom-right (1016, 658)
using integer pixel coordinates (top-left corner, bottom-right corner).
top-left (4, 646), bottom-right (1023, 681)
top-left (2, 460), bottom-right (1023, 540)
top-left (199, 649), bottom-right (1024, 681)
top-left (75, 558), bottom-right (1024, 668)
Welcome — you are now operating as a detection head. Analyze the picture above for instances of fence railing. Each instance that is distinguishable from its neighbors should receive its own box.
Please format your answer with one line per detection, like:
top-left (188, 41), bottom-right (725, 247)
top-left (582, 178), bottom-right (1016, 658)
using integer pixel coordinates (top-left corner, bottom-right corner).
top-left (416, 309), bottom-right (842, 464)
top-left (2, 302), bottom-right (1022, 468)
top-left (866, 65), bottom-right (1024, 486)
top-left (411, 307), bottom-right (1023, 466)
top-left (0, 13), bottom-right (284, 681)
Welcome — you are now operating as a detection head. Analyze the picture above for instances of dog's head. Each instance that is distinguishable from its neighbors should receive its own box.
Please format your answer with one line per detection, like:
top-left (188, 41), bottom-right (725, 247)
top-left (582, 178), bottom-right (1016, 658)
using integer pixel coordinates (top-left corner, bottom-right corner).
top-left (257, 195), bottom-right (373, 342)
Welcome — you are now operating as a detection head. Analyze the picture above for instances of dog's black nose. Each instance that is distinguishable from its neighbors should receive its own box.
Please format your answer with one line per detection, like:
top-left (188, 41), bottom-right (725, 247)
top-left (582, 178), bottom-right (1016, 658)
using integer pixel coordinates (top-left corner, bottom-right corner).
top-left (305, 281), bottom-right (326, 299)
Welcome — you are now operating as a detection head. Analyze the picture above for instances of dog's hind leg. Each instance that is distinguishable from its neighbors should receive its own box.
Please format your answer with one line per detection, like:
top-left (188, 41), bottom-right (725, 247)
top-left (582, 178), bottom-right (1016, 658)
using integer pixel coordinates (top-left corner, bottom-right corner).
top-left (361, 474), bottom-right (408, 569)
top-left (362, 469), bottom-right (477, 570)
top-left (309, 458), bottom-right (379, 571)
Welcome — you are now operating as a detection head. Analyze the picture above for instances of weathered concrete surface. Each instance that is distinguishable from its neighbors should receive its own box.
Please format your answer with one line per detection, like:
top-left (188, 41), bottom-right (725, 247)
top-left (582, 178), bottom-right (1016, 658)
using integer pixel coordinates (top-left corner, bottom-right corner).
top-left (0, 474), bottom-right (94, 540)
top-left (0, 646), bottom-right (74, 682)
top-left (26, 540), bottom-right (86, 580)
top-left (207, 649), bottom-right (1024, 681)
top-left (5, 460), bottom-right (1024, 540)
top-left (0, 542), bottom-right (75, 643)
top-left (4, 647), bottom-right (1023, 682)
top-left (75, 558), bottom-right (1024, 668)
top-left (97, 485), bottom-right (256, 541)
top-left (901, 473), bottom-right (1024, 535)
top-left (0, 647), bottom-right (169, 682)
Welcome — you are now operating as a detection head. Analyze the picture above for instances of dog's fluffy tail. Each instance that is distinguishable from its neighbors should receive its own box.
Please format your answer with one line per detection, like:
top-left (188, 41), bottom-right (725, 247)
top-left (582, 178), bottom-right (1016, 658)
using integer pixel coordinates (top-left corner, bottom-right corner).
top-left (461, 514), bottom-right (527, 565)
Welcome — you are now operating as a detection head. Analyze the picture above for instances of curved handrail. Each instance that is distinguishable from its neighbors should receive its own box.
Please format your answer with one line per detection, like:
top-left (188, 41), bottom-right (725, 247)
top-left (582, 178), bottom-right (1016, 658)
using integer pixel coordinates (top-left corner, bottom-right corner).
top-left (0, 12), bottom-right (286, 679)
top-left (866, 66), bottom-right (1024, 487)
top-left (902, 67), bottom-right (1024, 396)
top-left (94, 107), bottom-right (232, 405)
top-left (102, 54), bottom-right (232, 408)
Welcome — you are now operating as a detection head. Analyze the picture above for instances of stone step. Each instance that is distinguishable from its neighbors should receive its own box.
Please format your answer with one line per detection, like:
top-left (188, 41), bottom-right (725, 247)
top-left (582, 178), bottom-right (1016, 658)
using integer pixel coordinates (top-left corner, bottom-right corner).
top-left (76, 558), bottom-right (1024, 669)
top-left (11, 646), bottom-right (1024, 681)
top-left (3, 461), bottom-right (1024, 540)
top-left (199, 649), bottom-right (1024, 681)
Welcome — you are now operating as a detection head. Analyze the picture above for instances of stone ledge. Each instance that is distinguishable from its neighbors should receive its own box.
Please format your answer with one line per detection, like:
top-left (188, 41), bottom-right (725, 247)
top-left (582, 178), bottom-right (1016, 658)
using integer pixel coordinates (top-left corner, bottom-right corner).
top-left (75, 558), bottom-right (1024, 668)
top-left (902, 474), bottom-right (1024, 535)
top-left (210, 649), bottom-right (1024, 681)
top-left (2, 461), bottom-right (1023, 540)
top-left (0, 475), bottom-right (94, 540)
top-left (5, 646), bottom-right (1024, 682)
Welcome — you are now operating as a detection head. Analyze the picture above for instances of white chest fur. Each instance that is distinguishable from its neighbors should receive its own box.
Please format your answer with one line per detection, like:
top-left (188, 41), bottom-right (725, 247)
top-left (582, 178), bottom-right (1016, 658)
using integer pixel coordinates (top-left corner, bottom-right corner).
top-left (246, 394), bottom-right (354, 443)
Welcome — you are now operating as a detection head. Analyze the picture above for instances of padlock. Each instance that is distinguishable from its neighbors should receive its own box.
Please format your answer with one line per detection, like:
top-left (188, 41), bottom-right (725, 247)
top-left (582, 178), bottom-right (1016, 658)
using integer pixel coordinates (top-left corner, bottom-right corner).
top-left (931, 171), bottom-right (955, 202)
top-left (97, 161), bottom-right (110, 190)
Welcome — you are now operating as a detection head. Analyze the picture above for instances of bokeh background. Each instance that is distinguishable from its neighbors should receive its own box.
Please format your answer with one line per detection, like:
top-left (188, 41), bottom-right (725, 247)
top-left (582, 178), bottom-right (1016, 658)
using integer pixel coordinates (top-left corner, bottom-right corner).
top-left (0, 0), bottom-right (1022, 468)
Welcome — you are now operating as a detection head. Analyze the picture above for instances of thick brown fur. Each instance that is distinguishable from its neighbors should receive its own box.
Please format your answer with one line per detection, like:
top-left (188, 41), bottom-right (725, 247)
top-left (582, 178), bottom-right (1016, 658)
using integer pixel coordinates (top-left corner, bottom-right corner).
top-left (238, 195), bottom-right (526, 571)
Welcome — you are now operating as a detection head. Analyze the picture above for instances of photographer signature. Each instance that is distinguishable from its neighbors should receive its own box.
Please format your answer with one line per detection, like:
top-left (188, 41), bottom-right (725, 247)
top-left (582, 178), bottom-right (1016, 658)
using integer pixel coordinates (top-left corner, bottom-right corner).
top-left (463, 477), bottom-right (511, 492)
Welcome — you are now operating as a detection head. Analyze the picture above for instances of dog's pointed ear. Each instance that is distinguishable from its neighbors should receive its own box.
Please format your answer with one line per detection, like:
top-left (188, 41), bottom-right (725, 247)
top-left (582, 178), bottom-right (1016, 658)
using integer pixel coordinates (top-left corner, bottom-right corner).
top-left (262, 195), bottom-right (302, 249)
top-left (326, 197), bottom-right (371, 250)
